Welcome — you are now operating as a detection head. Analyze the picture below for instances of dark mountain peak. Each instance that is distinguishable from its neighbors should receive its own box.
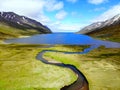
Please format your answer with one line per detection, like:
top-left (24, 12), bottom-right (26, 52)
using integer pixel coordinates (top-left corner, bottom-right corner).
top-left (0, 12), bottom-right (18, 20)
top-left (0, 11), bottom-right (52, 33)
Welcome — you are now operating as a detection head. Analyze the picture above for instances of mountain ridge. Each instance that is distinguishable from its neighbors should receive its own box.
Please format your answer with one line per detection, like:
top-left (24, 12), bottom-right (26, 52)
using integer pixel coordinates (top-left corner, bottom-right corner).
top-left (77, 14), bottom-right (120, 42)
top-left (78, 14), bottom-right (120, 34)
top-left (0, 12), bottom-right (52, 33)
top-left (0, 12), bottom-right (52, 39)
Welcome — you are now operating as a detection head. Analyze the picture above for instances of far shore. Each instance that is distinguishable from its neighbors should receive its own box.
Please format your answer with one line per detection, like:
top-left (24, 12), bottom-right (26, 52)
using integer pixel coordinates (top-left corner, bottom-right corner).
top-left (18, 35), bottom-right (30, 38)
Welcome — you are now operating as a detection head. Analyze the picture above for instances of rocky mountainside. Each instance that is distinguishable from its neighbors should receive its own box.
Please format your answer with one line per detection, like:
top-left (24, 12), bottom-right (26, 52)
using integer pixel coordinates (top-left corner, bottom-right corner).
top-left (0, 12), bottom-right (52, 40)
top-left (77, 14), bottom-right (120, 42)
top-left (78, 14), bottom-right (120, 34)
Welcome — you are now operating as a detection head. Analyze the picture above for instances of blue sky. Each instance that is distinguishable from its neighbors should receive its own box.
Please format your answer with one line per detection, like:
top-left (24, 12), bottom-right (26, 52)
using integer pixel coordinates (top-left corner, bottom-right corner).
top-left (0, 0), bottom-right (120, 32)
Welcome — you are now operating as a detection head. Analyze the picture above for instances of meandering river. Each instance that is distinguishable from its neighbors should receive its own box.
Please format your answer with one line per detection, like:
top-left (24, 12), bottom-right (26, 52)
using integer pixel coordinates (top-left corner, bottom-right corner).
top-left (5, 33), bottom-right (120, 90)
top-left (36, 46), bottom-right (97, 90)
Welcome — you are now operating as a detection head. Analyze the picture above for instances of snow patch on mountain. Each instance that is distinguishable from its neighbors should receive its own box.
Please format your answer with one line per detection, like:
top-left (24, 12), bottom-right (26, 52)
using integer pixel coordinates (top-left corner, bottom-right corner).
top-left (78, 14), bottom-right (120, 34)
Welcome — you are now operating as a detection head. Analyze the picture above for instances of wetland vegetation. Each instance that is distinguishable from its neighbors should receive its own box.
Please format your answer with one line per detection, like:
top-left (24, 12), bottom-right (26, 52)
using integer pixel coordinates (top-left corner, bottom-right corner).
top-left (0, 44), bottom-right (120, 90)
top-left (44, 45), bottom-right (120, 90)
top-left (0, 44), bottom-right (76, 90)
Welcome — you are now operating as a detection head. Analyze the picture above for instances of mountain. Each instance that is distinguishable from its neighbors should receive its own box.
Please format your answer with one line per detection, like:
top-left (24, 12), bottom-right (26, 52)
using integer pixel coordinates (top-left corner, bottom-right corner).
top-left (0, 12), bottom-right (52, 39)
top-left (77, 14), bottom-right (120, 42)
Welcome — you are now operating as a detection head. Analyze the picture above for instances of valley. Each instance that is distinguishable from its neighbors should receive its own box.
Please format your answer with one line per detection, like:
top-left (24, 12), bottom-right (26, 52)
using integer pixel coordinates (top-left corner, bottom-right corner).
top-left (0, 12), bottom-right (120, 90)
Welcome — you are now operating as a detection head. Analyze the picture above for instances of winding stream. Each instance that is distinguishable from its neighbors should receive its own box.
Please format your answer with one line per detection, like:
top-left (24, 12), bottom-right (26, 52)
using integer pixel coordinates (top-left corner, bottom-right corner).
top-left (36, 45), bottom-right (100, 90)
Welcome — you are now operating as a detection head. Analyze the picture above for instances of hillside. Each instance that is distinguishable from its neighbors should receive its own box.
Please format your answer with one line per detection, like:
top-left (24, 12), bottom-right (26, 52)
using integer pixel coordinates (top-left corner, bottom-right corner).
top-left (77, 14), bottom-right (120, 42)
top-left (86, 23), bottom-right (120, 42)
top-left (0, 12), bottom-right (52, 40)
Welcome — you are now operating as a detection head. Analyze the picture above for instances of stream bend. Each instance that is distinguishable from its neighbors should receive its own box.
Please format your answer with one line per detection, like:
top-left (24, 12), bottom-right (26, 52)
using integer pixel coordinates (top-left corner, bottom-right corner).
top-left (36, 45), bottom-right (99, 90)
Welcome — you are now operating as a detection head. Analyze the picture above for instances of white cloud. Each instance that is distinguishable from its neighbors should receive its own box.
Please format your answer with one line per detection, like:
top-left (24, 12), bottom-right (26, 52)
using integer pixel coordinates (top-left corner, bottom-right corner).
top-left (0, 0), bottom-right (64, 14)
top-left (36, 14), bottom-right (50, 25)
top-left (55, 10), bottom-right (68, 20)
top-left (57, 24), bottom-right (81, 31)
top-left (0, 0), bottom-right (45, 17)
top-left (45, 0), bottom-right (64, 11)
top-left (48, 21), bottom-right (88, 32)
top-left (92, 3), bottom-right (120, 22)
top-left (88, 0), bottom-right (108, 5)
top-left (66, 0), bottom-right (78, 3)
top-left (93, 7), bottom-right (106, 11)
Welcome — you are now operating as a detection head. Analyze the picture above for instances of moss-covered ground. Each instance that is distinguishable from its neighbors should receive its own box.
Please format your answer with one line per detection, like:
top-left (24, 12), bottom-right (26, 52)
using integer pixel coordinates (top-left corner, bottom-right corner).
top-left (0, 23), bottom-right (41, 40)
top-left (0, 44), bottom-right (77, 90)
top-left (0, 44), bottom-right (120, 90)
top-left (44, 45), bottom-right (120, 90)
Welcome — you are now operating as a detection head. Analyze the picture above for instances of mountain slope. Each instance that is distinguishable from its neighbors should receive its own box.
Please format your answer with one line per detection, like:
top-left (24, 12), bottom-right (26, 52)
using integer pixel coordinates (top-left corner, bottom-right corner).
top-left (77, 14), bottom-right (120, 42)
top-left (0, 12), bottom-right (52, 39)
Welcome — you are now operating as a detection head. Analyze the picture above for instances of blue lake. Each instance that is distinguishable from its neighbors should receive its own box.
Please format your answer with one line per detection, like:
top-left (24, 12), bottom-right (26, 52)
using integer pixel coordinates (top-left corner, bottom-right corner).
top-left (5, 33), bottom-right (120, 48)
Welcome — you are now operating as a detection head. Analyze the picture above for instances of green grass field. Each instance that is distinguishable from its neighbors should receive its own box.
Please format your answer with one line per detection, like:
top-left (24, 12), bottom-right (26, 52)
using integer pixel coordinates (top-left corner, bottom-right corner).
top-left (0, 44), bottom-right (77, 90)
top-left (0, 23), bottom-right (41, 40)
top-left (44, 45), bottom-right (120, 90)
top-left (0, 43), bottom-right (120, 90)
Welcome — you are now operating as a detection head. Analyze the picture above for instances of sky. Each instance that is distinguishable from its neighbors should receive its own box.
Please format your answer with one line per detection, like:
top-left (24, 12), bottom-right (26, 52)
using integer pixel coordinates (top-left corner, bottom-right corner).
top-left (0, 0), bottom-right (120, 32)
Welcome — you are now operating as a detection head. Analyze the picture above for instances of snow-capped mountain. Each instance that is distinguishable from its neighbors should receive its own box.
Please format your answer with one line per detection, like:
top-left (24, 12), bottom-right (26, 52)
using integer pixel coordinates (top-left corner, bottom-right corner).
top-left (78, 14), bottom-right (120, 34)
top-left (0, 12), bottom-right (52, 33)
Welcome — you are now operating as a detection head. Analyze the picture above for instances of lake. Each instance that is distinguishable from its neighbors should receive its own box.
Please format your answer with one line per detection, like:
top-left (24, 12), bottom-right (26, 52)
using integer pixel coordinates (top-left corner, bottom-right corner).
top-left (5, 33), bottom-right (120, 48)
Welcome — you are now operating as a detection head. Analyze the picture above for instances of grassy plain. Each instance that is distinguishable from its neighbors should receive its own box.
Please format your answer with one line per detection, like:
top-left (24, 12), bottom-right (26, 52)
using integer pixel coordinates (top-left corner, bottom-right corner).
top-left (0, 43), bottom-right (120, 90)
top-left (0, 23), bottom-right (40, 40)
top-left (44, 45), bottom-right (120, 90)
top-left (0, 44), bottom-right (77, 90)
